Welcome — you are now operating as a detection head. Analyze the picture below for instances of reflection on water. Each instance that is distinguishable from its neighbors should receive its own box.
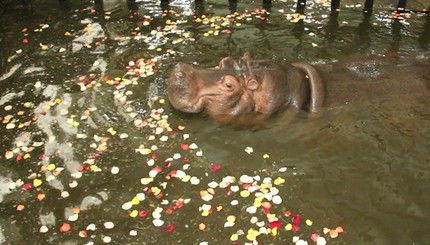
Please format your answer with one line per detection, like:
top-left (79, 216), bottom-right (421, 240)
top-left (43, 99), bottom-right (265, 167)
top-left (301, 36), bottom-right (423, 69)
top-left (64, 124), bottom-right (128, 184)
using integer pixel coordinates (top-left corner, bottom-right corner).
top-left (0, 0), bottom-right (429, 244)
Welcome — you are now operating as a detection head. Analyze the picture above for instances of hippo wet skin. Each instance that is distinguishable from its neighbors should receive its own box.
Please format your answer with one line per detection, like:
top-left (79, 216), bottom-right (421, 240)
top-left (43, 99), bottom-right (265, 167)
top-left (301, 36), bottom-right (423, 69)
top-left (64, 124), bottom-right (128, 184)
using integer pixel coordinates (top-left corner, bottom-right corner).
top-left (167, 53), bottom-right (430, 124)
top-left (167, 53), bottom-right (325, 123)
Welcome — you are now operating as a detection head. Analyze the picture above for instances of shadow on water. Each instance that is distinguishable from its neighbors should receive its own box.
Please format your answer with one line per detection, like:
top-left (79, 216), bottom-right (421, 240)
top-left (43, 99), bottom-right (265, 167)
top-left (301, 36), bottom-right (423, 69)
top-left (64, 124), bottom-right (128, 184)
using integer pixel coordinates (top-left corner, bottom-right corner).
top-left (0, 0), bottom-right (430, 244)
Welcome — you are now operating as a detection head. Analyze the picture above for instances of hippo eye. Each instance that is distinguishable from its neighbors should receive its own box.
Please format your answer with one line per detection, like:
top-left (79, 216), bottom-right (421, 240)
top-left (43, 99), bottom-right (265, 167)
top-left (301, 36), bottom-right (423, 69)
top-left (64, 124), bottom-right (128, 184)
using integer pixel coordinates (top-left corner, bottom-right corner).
top-left (219, 75), bottom-right (237, 92)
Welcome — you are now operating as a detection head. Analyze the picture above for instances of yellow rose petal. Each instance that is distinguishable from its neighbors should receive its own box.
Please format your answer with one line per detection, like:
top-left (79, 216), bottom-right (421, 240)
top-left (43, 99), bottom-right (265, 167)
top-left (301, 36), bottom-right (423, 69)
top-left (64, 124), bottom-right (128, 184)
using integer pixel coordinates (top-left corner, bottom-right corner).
top-left (274, 177), bottom-right (285, 185)
top-left (240, 190), bottom-right (250, 197)
top-left (230, 234), bottom-right (239, 241)
top-left (129, 210), bottom-right (138, 217)
top-left (131, 196), bottom-right (140, 205)
top-left (33, 179), bottom-right (43, 187)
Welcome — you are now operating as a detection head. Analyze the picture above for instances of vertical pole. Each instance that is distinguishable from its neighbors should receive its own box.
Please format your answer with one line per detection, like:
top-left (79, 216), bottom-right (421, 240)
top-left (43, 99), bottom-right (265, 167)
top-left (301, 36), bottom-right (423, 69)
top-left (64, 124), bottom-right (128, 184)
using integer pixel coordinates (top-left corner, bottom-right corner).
top-left (363, 0), bottom-right (373, 13)
top-left (228, 0), bottom-right (237, 13)
top-left (331, 0), bottom-right (340, 11)
top-left (295, 0), bottom-right (306, 14)
top-left (263, 0), bottom-right (271, 12)
top-left (396, 0), bottom-right (406, 13)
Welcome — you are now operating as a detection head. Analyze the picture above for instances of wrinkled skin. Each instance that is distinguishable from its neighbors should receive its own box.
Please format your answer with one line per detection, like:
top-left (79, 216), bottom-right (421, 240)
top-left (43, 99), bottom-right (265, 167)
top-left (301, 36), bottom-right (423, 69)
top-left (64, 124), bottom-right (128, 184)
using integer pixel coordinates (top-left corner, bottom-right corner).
top-left (168, 53), bottom-right (323, 124)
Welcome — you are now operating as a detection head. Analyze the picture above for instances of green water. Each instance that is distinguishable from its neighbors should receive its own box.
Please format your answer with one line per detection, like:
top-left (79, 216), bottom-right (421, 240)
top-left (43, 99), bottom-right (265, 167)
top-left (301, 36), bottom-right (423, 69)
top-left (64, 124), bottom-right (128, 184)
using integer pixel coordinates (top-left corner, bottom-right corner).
top-left (0, 0), bottom-right (429, 244)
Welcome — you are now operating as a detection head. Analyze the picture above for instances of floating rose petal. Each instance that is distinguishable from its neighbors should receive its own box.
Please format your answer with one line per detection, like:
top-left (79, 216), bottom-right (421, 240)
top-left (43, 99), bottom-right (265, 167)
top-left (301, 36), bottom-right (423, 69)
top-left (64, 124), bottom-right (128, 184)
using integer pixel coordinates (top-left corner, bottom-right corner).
top-left (316, 237), bottom-right (327, 245)
top-left (239, 175), bottom-right (253, 183)
top-left (224, 221), bottom-right (235, 227)
top-left (272, 195), bottom-right (282, 204)
top-left (246, 206), bottom-right (257, 214)
top-left (336, 226), bottom-right (345, 233)
top-left (149, 167), bottom-right (162, 178)
top-left (111, 166), bottom-right (119, 174)
top-left (210, 164), bottom-right (221, 172)
top-left (269, 220), bottom-right (282, 229)
top-left (68, 213), bottom-right (79, 221)
top-left (23, 183), bottom-right (32, 190)
top-left (190, 176), bottom-right (200, 185)
top-left (240, 190), bottom-right (250, 197)
top-left (165, 223), bottom-right (176, 232)
top-left (310, 233), bottom-right (320, 242)
top-left (153, 219), bottom-right (164, 227)
top-left (230, 200), bottom-right (239, 206)
top-left (207, 181), bottom-right (218, 188)
top-left (329, 229), bottom-right (339, 238)
top-left (86, 224), bottom-right (96, 231)
top-left (59, 222), bottom-right (71, 233)
top-left (122, 202), bottom-right (133, 210)
top-left (69, 180), bottom-right (78, 188)
top-left (139, 210), bottom-right (148, 217)
top-left (32, 179), bottom-right (43, 187)
top-left (104, 221), bottom-right (114, 229)
top-left (274, 177), bottom-right (285, 185)
top-left (102, 236), bottom-right (112, 243)
top-left (39, 226), bottom-right (48, 233)
top-left (292, 215), bottom-right (301, 225)
top-left (244, 146), bottom-right (253, 154)
top-left (16, 204), bottom-right (25, 211)
top-left (129, 210), bottom-right (138, 217)
top-left (180, 143), bottom-right (189, 150)
top-left (198, 223), bottom-right (206, 231)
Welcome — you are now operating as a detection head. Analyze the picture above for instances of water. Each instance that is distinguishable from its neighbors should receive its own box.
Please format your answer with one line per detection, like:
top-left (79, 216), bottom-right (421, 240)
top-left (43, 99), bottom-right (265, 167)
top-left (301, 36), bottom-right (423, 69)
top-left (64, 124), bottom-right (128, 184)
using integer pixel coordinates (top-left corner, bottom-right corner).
top-left (0, 0), bottom-right (429, 244)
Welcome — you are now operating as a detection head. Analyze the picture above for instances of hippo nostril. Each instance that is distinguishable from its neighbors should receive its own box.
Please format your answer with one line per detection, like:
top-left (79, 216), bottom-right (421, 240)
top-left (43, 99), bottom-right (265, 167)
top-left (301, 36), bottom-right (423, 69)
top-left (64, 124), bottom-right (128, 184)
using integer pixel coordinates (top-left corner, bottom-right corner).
top-left (175, 71), bottom-right (185, 81)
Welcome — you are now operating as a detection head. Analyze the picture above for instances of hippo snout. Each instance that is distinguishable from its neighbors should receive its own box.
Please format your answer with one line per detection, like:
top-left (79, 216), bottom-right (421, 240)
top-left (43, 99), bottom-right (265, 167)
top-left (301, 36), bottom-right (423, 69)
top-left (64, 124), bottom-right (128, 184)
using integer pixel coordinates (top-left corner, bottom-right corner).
top-left (167, 62), bottom-right (205, 113)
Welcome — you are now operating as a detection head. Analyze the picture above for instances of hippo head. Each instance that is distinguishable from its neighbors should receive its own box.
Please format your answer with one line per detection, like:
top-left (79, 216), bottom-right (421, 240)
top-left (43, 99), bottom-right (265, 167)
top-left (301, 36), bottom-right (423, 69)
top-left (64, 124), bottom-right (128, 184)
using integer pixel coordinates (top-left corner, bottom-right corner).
top-left (167, 62), bottom-right (257, 117)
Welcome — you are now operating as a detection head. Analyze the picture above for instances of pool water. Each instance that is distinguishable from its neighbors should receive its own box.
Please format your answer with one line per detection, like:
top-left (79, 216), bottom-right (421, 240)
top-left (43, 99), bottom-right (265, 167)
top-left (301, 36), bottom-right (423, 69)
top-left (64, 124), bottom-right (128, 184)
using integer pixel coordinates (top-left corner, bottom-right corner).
top-left (0, 0), bottom-right (429, 244)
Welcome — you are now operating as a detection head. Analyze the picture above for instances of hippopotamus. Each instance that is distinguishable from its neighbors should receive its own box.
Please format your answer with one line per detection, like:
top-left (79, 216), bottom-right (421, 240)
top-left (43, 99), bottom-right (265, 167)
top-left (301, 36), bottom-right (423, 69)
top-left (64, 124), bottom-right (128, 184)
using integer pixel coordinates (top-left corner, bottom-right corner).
top-left (167, 53), bottom-right (430, 124)
top-left (167, 53), bottom-right (324, 123)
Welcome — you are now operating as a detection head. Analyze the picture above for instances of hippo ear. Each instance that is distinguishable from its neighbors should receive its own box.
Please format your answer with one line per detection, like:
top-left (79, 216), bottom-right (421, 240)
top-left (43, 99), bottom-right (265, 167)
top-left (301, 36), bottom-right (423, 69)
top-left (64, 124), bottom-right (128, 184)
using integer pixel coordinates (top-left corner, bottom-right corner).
top-left (219, 57), bottom-right (234, 70)
top-left (246, 78), bottom-right (258, 91)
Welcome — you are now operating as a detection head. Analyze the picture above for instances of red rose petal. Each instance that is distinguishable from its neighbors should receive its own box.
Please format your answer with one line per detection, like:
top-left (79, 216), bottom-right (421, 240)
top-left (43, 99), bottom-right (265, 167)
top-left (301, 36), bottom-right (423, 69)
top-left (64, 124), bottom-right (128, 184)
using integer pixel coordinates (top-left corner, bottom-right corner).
top-left (139, 210), bottom-right (148, 217)
top-left (59, 222), bottom-right (71, 233)
top-left (180, 144), bottom-right (189, 150)
top-left (210, 164), bottom-right (221, 172)
top-left (292, 215), bottom-right (301, 225)
top-left (165, 223), bottom-right (176, 232)
top-left (284, 210), bottom-right (292, 217)
top-left (310, 232), bottom-right (320, 242)
top-left (269, 220), bottom-right (282, 229)
top-left (292, 224), bottom-right (300, 232)
top-left (23, 183), bottom-right (32, 190)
